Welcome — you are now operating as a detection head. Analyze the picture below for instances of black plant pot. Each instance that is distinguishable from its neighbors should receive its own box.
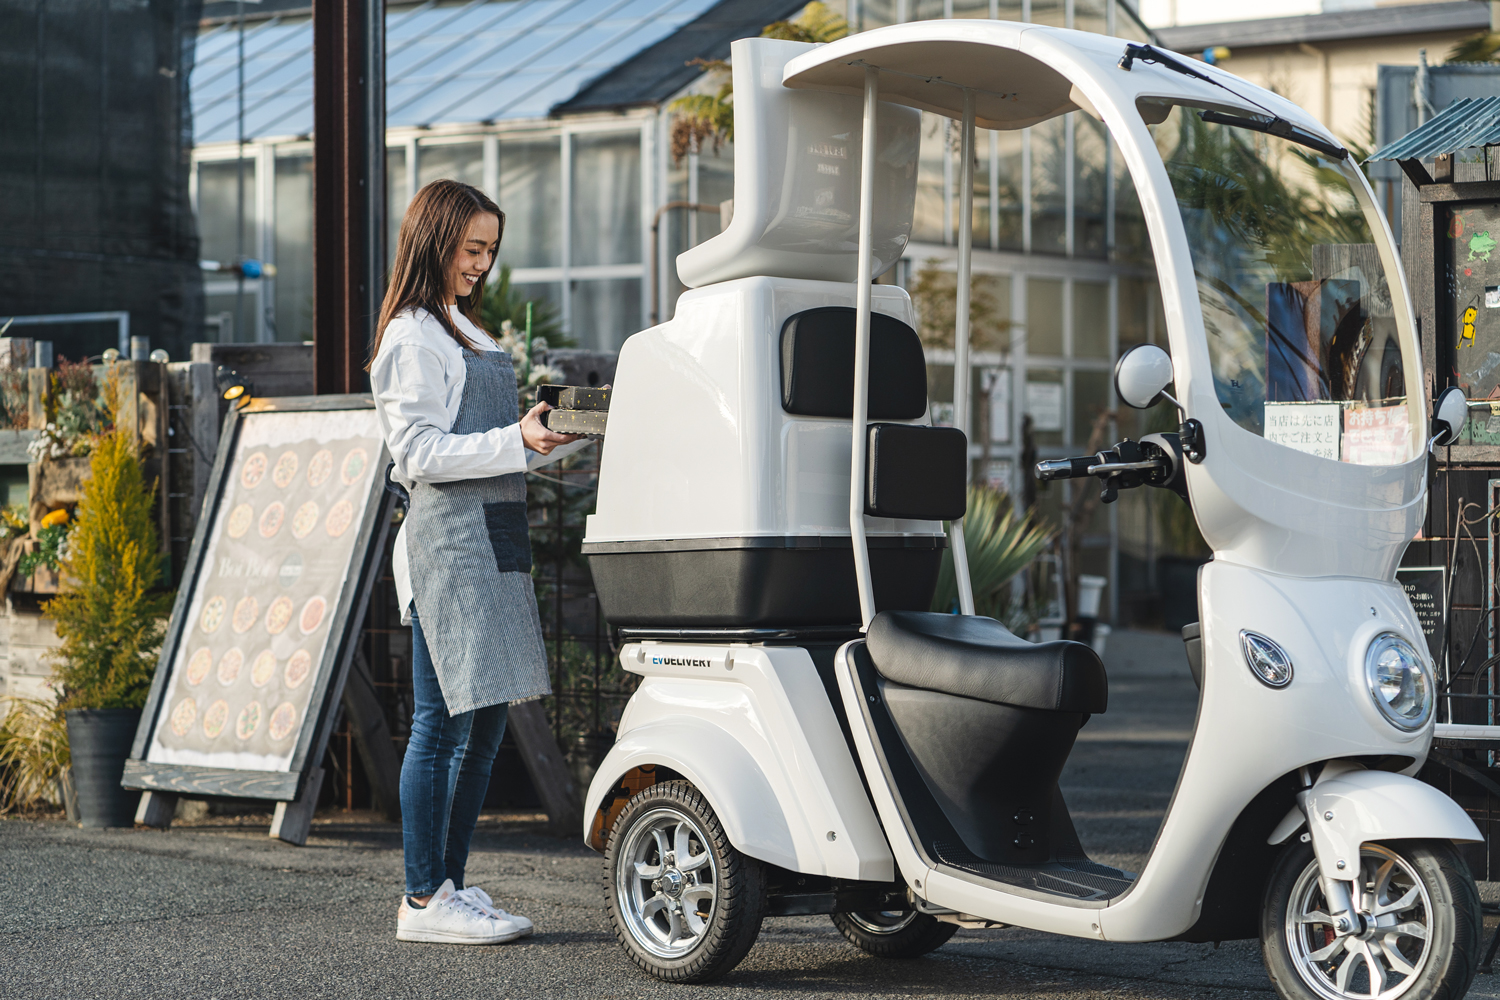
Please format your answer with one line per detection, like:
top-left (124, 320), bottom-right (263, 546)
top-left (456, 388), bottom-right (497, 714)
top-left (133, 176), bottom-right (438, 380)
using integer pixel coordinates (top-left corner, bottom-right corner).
top-left (64, 708), bottom-right (142, 828)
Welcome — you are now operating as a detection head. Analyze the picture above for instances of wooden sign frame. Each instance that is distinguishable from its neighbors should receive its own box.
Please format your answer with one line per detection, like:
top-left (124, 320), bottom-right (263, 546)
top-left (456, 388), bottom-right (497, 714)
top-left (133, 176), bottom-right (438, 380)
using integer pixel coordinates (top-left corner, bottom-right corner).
top-left (123, 394), bottom-right (392, 803)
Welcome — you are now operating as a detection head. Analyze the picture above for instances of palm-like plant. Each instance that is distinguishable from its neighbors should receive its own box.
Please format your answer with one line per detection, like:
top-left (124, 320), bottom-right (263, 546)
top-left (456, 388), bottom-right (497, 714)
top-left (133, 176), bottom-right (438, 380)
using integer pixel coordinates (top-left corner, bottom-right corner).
top-left (0, 697), bottom-right (70, 814)
top-left (930, 485), bottom-right (1054, 621)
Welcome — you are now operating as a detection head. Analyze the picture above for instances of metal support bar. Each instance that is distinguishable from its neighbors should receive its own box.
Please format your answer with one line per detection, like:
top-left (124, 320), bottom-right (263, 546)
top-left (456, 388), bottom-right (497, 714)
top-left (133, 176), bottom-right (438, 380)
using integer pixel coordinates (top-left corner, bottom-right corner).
top-left (950, 89), bottom-right (977, 617)
top-left (649, 201), bottom-right (720, 326)
top-left (312, 0), bottom-right (385, 394)
top-left (850, 67), bottom-right (880, 630)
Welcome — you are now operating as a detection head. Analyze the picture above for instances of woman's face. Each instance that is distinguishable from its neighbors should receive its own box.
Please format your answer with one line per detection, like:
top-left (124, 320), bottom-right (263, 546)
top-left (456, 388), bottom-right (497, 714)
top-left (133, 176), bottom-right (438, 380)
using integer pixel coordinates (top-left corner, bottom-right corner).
top-left (445, 211), bottom-right (500, 303)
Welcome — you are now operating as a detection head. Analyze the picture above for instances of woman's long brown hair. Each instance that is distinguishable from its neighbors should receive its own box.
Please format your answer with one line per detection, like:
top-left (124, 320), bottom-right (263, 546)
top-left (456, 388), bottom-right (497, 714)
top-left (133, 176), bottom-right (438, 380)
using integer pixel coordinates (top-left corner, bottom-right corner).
top-left (367, 179), bottom-right (505, 369)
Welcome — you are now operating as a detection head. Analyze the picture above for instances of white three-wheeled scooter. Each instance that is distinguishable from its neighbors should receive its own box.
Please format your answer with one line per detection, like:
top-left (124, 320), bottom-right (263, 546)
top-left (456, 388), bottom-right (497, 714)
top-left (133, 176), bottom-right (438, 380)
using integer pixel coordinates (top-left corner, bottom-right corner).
top-left (579, 23), bottom-right (1487, 1000)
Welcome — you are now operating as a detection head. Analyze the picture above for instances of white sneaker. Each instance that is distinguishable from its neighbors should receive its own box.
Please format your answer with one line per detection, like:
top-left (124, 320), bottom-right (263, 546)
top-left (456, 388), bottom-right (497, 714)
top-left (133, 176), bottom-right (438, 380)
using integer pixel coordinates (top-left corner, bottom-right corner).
top-left (396, 879), bottom-right (529, 944)
top-left (455, 885), bottom-right (535, 939)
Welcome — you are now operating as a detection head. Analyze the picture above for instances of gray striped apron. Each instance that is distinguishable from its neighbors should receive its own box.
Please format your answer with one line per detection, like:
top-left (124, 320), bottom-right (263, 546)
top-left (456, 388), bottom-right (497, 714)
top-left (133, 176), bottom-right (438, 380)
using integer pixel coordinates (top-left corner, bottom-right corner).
top-left (405, 348), bottom-right (551, 714)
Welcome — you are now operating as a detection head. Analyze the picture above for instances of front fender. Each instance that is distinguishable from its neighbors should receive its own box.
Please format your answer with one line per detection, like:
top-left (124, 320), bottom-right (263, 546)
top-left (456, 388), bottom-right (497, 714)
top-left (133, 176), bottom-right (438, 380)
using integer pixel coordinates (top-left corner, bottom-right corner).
top-left (1277, 766), bottom-right (1482, 879)
top-left (583, 716), bottom-right (801, 872)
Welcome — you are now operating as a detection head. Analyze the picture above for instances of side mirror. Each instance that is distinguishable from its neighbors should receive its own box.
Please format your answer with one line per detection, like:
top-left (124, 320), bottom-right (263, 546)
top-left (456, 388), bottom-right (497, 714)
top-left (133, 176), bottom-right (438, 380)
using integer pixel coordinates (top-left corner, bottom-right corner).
top-left (1431, 386), bottom-right (1468, 447)
top-left (1113, 344), bottom-right (1175, 410)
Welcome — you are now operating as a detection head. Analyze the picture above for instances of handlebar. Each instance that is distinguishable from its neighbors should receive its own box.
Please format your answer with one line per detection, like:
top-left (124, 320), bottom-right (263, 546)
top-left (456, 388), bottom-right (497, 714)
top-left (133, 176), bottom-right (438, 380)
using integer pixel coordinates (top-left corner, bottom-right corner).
top-left (1035, 457), bottom-right (1097, 481)
top-left (1033, 434), bottom-right (1187, 503)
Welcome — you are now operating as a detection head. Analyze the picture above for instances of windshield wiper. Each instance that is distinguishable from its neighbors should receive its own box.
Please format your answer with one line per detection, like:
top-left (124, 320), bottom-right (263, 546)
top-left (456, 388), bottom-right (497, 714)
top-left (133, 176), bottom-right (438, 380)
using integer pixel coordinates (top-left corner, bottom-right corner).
top-left (1118, 43), bottom-right (1349, 162)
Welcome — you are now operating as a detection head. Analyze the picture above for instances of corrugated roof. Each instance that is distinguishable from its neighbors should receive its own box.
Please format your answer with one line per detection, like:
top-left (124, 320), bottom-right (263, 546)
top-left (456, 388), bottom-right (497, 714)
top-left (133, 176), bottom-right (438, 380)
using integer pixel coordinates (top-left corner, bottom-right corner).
top-left (556, 0), bottom-right (805, 113)
top-left (1369, 95), bottom-right (1500, 162)
top-left (1155, 1), bottom-right (1487, 53)
top-left (191, 0), bottom-right (728, 144)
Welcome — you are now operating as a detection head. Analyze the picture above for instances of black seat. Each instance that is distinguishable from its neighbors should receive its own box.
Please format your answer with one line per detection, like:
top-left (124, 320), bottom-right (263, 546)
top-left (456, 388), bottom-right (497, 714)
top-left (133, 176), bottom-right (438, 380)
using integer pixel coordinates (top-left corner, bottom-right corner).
top-left (866, 611), bottom-right (1108, 714)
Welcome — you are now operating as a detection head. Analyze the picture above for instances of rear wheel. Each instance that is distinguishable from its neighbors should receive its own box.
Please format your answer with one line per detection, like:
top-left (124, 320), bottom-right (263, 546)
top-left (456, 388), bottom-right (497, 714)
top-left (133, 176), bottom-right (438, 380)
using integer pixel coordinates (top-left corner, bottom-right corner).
top-left (831, 909), bottom-right (957, 958)
top-left (603, 780), bottom-right (767, 983)
top-left (1261, 840), bottom-right (1480, 1000)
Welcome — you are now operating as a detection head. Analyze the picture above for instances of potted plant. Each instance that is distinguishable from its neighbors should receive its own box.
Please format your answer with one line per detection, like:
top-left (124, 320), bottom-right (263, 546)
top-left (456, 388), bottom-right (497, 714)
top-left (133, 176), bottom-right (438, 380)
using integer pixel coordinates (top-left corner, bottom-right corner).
top-left (47, 428), bottom-right (171, 827)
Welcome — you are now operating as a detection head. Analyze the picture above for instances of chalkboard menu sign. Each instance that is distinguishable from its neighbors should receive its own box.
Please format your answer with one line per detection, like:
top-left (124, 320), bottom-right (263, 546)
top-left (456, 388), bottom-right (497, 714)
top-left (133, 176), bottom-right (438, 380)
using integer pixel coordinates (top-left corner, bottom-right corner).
top-left (123, 395), bottom-right (391, 802)
top-left (1396, 565), bottom-right (1445, 664)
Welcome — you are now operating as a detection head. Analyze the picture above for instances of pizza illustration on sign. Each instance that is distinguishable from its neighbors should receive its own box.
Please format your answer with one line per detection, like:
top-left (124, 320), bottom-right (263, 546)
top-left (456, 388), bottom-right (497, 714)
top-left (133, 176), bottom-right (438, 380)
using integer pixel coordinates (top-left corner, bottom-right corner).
top-left (259, 501), bottom-right (286, 538)
top-left (268, 702), bottom-right (297, 741)
top-left (202, 699), bottom-right (230, 739)
top-left (306, 449), bottom-right (334, 488)
top-left (169, 697), bottom-right (197, 737)
top-left (226, 503), bottom-right (254, 539)
top-left (291, 501), bottom-right (320, 539)
top-left (236, 701), bottom-right (263, 740)
top-left (185, 647), bottom-right (213, 686)
top-left (272, 450), bottom-right (300, 489)
top-left (325, 499), bottom-right (354, 538)
top-left (299, 596), bottom-right (327, 635)
top-left (250, 650), bottom-right (276, 688)
top-left (232, 596), bottom-right (260, 634)
top-left (284, 649), bottom-right (312, 689)
top-left (199, 596), bottom-right (227, 634)
top-left (340, 447), bottom-right (368, 486)
top-left (240, 452), bottom-right (268, 489)
top-left (217, 647), bottom-right (244, 685)
top-left (264, 595), bottom-right (294, 636)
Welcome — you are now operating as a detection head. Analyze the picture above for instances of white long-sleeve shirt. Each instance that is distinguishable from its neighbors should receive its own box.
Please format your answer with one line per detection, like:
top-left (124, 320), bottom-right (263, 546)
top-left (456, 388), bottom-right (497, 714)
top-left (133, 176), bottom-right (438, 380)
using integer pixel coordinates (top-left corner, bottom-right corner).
top-left (371, 306), bottom-right (528, 621)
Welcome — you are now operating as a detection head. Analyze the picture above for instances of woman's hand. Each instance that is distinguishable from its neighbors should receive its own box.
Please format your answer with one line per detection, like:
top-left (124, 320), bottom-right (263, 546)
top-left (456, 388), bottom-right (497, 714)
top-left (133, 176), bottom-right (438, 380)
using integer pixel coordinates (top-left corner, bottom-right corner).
top-left (520, 401), bottom-right (581, 455)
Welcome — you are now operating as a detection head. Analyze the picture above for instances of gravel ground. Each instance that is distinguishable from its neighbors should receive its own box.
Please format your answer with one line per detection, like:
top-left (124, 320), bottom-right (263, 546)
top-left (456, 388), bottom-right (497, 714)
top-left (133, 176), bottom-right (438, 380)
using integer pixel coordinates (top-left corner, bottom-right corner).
top-left (4, 629), bottom-right (1499, 999)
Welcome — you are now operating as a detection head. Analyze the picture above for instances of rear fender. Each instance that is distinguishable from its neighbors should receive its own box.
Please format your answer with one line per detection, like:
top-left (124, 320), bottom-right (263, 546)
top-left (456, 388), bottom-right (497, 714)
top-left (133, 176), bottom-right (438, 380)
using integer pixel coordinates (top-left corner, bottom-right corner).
top-left (583, 717), bottom-right (800, 871)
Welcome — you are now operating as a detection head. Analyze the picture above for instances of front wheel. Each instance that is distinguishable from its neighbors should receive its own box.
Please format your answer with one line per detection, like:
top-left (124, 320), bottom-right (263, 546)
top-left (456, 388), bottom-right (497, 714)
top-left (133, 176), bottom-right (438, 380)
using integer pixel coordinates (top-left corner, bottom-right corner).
top-left (1261, 840), bottom-right (1481, 1000)
top-left (603, 780), bottom-right (767, 983)
top-left (831, 909), bottom-right (957, 958)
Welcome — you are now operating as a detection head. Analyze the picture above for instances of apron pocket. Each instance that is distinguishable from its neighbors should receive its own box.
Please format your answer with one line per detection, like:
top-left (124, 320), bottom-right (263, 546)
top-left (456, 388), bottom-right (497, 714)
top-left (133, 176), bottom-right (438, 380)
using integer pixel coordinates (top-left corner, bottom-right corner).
top-left (482, 501), bottom-right (533, 574)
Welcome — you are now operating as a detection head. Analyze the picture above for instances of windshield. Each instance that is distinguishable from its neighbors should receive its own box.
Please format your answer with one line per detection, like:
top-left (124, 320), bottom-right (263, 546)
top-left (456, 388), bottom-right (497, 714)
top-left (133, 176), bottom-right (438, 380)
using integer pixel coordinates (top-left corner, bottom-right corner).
top-left (1152, 106), bottom-right (1414, 466)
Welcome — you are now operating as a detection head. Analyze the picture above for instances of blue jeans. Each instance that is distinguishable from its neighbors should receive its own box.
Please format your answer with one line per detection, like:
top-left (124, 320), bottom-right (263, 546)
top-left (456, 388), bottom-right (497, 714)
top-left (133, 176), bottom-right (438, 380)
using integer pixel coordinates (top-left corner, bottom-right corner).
top-left (401, 609), bottom-right (509, 896)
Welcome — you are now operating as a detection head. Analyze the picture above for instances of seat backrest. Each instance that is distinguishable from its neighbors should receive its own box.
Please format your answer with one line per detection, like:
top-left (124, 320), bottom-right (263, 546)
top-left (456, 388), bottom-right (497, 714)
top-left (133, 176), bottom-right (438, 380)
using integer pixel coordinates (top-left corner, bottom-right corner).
top-left (780, 306), bottom-right (927, 420)
top-left (866, 423), bottom-right (967, 521)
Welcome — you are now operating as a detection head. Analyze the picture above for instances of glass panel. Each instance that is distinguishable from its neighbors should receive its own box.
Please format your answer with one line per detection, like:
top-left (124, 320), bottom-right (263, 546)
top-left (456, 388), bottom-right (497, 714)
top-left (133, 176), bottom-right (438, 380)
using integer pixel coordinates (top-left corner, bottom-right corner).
top-left (952, 0), bottom-right (993, 16)
top-left (1073, 0), bottom-right (1108, 34)
top-left (417, 141), bottom-right (483, 190)
top-left (913, 112), bottom-right (948, 245)
top-left (859, 0), bottom-right (897, 30)
top-left (571, 277), bottom-right (643, 351)
top-left (969, 131), bottom-right (991, 250)
top-left (1113, 0), bottom-right (1152, 41)
top-left (927, 364), bottom-right (955, 426)
top-left (697, 143), bottom-right (734, 245)
top-left (1025, 367), bottom-right (1064, 447)
top-left (499, 135), bottom-right (562, 269)
top-left (913, 0), bottom-right (945, 19)
top-left (196, 158), bottom-right (258, 264)
top-left (1119, 277), bottom-right (1156, 348)
top-left (388, 146), bottom-right (408, 270)
top-left (273, 155), bottom-right (314, 344)
top-left (204, 287), bottom-right (260, 344)
top-left (1030, 116), bottom-right (1067, 254)
top-left (993, 129), bottom-right (1023, 251)
top-left (1112, 137), bottom-right (1150, 263)
top-left (1074, 281), bottom-right (1109, 358)
top-left (1153, 105), bottom-right (1413, 466)
top-left (1027, 277), bottom-right (1063, 357)
top-left (1074, 370), bottom-right (1111, 447)
top-left (979, 272), bottom-right (1012, 352)
top-left (1446, 204), bottom-right (1500, 408)
top-left (509, 281), bottom-right (563, 341)
top-left (1075, 114), bottom-right (1108, 259)
top-left (995, 0), bottom-right (1024, 18)
top-left (663, 148), bottom-right (690, 322)
top-left (979, 365), bottom-right (1012, 447)
top-left (1028, 0), bottom-right (1065, 25)
top-left (572, 132), bottom-right (642, 267)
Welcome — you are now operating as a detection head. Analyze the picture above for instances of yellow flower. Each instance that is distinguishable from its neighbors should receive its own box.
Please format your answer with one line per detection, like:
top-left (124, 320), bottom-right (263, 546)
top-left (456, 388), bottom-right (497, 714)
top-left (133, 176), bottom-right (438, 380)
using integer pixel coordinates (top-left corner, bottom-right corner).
top-left (40, 509), bottom-right (69, 529)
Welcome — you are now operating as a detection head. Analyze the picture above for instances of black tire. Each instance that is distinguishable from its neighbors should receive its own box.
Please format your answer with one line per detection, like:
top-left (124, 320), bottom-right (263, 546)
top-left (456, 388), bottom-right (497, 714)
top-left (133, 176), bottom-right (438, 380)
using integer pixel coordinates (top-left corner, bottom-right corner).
top-left (830, 909), bottom-right (958, 958)
top-left (603, 780), bottom-right (767, 983)
top-left (1261, 839), bottom-right (1480, 1000)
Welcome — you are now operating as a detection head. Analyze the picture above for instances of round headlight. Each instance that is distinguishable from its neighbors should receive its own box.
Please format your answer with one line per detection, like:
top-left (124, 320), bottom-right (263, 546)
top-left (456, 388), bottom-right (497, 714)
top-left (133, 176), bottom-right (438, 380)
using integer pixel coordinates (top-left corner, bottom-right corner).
top-left (1364, 632), bottom-right (1433, 731)
top-left (1240, 630), bottom-right (1293, 688)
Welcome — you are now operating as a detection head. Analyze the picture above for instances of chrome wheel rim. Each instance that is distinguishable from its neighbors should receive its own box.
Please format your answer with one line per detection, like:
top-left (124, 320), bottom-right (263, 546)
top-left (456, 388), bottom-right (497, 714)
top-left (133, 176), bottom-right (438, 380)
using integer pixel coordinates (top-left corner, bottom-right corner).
top-left (1284, 845), bottom-right (1433, 1000)
top-left (847, 909), bottom-right (918, 935)
top-left (616, 806), bottom-right (718, 959)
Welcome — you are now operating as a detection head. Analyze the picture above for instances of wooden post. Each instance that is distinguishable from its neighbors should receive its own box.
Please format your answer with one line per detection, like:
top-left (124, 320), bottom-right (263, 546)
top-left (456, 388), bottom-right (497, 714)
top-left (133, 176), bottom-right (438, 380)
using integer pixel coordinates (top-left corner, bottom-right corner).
top-left (115, 362), bottom-right (140, 447)
top-left (26, 368), bottom-right (48, 532)
top-left (508, 700), bottom-right (583, 837)
top-left (270, 766), bottom-right (325, 846)
top-left (342, 650), bottom-right (402, 821)
top-left (135, 790), bottom-right (178, 829)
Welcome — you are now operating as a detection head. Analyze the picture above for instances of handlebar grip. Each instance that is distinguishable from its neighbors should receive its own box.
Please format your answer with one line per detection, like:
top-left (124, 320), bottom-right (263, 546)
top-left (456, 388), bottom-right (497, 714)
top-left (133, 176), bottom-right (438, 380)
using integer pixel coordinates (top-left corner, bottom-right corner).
top-left (1034, 457), bottom-right (1095, 481)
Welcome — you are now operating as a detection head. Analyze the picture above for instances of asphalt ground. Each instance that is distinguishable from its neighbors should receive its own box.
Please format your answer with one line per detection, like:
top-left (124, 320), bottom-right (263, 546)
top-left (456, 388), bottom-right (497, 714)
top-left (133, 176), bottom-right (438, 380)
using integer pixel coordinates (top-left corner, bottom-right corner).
top-left (5, 629), bottom-right (1500, 1000)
